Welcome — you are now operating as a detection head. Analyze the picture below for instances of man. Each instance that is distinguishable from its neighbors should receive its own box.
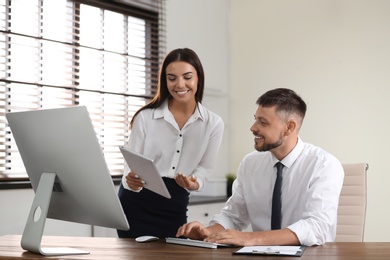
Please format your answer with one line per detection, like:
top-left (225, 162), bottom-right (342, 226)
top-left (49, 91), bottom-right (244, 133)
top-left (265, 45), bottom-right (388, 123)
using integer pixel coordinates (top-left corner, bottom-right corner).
top-left (176, 88), bottom-right (344, 246)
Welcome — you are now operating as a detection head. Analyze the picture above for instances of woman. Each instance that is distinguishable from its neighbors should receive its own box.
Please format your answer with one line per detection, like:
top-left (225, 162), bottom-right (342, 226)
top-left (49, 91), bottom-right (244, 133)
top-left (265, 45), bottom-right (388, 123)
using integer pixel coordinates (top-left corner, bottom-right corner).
top-left (117, 48), bottom-right (224, 238)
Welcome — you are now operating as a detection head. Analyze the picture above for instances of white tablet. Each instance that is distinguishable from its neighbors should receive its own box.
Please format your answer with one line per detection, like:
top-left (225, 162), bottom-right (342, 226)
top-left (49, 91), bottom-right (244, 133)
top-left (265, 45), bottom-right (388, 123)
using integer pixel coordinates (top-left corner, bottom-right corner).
top-left (119, 146), bottom-right (171, 199)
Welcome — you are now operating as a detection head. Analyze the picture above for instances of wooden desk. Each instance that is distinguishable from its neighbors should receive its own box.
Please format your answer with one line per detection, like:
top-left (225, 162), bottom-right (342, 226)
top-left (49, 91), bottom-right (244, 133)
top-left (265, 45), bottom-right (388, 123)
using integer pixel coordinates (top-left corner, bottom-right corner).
top-left (1, 235), bottom-right (390, 259)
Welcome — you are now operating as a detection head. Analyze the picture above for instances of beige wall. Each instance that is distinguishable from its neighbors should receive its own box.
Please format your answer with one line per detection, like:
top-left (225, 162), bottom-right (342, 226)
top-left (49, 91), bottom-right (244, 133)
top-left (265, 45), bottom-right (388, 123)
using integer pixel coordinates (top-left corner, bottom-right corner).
top-left (230, 0), bottom-right (390, 242)
top-left (167, 0), bottom-right (390, 242)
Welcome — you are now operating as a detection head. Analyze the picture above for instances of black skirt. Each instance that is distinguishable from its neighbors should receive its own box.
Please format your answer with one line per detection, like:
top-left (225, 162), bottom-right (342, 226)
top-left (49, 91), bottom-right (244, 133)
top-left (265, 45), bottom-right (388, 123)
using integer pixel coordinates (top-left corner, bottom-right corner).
top-left (117, 177), bottom-right (189, 238)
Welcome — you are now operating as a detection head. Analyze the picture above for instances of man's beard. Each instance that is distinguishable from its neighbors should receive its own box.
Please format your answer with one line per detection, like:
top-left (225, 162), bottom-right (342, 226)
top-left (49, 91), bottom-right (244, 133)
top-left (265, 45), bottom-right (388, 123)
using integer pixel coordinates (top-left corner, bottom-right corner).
top-left (255, 133), bottom-right (283, 152)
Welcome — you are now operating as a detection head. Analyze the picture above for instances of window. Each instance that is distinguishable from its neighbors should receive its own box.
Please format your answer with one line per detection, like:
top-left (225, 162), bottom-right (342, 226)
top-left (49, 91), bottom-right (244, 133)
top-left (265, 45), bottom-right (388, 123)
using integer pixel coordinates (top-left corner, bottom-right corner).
top-left (0, 0), bottom-right (166, 180)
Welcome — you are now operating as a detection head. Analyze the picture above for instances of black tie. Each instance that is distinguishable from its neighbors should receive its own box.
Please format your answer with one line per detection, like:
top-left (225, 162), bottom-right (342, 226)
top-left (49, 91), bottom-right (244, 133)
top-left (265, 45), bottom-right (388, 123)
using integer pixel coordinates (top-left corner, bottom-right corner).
top-left (271, 162), bottom-right (284, 230)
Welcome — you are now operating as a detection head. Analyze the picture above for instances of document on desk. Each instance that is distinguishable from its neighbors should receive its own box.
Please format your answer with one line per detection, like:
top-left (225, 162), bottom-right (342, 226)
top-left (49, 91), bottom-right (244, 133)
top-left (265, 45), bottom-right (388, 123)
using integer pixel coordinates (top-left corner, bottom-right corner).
top-left (233, 245), bottom-right (306, 256)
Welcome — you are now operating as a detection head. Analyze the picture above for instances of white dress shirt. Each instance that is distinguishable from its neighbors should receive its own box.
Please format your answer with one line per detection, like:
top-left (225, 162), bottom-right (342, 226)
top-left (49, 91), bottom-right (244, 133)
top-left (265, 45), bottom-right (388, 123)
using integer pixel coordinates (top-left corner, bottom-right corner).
top-left (121, 100), bottom-right (224, 191)
top-left (210, 137), bottom-right (344, 246)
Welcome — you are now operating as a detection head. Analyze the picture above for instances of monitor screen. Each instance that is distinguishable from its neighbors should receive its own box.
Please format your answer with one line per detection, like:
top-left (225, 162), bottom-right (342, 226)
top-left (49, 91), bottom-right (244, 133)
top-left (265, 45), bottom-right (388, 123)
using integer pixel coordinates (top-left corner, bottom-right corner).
top-left (6, 106), bottom-right (129, 256)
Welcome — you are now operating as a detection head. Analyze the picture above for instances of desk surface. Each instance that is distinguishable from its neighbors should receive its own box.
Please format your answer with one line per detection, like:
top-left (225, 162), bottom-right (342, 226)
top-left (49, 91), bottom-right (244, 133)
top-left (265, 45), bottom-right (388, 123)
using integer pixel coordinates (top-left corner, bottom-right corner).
top-left (1, 235), bottom-right (390, 260)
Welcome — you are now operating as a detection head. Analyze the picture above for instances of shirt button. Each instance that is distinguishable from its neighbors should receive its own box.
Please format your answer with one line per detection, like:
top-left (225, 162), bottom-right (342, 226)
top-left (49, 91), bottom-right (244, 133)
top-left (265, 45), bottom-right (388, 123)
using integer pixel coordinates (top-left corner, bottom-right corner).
top-left (172, 166), bottom-right (175, 170)
top-left (177, 150), bottom-right (180, 153)
top-left (179, 134), bottom-right (182, 137)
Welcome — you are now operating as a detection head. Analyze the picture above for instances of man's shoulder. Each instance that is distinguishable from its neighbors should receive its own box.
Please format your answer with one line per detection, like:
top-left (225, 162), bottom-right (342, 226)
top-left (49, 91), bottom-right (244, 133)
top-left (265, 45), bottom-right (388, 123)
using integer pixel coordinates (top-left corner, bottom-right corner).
top-left (300, 142), bottom-right (343, 171)
top-left (302, 142), bottom-right (338, 160)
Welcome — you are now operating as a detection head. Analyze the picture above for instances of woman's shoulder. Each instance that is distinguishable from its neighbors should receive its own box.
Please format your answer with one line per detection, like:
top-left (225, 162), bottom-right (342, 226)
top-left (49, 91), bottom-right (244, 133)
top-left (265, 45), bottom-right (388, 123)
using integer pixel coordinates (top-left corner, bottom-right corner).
top-left (135, 105), bottom-right (162, 118)
top-left (198, 103), bottom-right (223, 122)
top-left (132, 107), bottom-right (157, 126)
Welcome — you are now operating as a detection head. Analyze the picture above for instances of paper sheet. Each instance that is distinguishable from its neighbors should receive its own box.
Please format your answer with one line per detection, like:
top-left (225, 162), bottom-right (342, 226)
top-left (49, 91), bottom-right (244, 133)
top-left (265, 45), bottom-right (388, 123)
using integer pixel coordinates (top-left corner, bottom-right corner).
top-left (235, 246), bottom-right (302, 255)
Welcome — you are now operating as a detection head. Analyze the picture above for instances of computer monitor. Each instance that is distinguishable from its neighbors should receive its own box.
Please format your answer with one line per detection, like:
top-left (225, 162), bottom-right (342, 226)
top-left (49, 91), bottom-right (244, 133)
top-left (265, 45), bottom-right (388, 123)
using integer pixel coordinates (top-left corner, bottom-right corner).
top-left (6, 106), bottom-right (130, 256)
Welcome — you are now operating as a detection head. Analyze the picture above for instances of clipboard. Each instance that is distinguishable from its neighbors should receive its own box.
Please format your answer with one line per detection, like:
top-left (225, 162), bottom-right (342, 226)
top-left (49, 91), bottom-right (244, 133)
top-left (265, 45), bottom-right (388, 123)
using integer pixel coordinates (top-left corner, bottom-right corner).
top-left (119, 146), bottom-right (171, 199)
top-left (233, 245), bottom-right (306, 256)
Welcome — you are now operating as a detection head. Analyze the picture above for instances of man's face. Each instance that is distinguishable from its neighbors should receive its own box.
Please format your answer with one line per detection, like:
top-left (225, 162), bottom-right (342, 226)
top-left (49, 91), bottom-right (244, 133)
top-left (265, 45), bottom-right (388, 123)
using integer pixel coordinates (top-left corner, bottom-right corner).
top-left (250, 105), bottom-right (286, 152)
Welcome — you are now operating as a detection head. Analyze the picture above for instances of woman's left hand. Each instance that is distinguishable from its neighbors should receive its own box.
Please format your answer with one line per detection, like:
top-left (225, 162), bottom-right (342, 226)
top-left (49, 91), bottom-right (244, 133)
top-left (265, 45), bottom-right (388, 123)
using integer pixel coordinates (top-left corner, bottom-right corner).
top-left (174, 173), bottom-right (199, 191)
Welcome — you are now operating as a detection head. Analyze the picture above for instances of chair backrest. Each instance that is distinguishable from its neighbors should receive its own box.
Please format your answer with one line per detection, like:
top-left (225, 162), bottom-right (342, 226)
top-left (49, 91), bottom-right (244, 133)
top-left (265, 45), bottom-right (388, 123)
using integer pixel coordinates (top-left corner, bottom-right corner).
top-left (335, 163), bottom-right (368, 242)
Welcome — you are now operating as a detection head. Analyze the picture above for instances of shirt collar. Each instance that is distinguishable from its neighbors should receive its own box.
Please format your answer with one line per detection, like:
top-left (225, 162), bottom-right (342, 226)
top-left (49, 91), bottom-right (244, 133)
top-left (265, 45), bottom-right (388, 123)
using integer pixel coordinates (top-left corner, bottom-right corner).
top-left (270, 137), bottom-right (304, 168)
top-left (153, 99), bottom-right (205, 121)
top-left (194, 102), bottom-right (206, 121)
top-left (153, 100), bottom-right (167, 119)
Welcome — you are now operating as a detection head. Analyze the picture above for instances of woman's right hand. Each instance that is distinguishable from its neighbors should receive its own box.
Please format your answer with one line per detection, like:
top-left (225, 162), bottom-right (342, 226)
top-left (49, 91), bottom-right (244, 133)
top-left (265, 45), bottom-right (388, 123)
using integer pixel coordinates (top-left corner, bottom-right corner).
top-left (125, 171), bottom-right (145, 191)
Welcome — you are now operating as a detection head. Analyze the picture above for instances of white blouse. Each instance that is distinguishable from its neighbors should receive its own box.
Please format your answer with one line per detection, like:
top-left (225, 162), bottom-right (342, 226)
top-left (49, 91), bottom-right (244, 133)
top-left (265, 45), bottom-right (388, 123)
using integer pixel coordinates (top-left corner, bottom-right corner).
top-left (121, 100), bottom-right (224, 191)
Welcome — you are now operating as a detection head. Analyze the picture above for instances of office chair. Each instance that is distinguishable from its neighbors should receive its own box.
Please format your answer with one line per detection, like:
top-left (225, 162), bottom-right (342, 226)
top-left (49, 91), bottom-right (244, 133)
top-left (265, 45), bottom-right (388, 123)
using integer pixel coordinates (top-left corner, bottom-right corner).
top-left (335, 163), bottom-right (368, 242)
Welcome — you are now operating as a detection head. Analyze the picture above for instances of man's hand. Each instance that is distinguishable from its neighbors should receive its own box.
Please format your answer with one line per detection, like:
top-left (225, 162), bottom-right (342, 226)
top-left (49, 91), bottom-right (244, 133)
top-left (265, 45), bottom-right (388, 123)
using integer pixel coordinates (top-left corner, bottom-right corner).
top-left (206, 229), bottom-right (301, 246)
top-left (205, 229), bottom-right (254, 246)
top-left (176, 221), bottom-right (210, 240)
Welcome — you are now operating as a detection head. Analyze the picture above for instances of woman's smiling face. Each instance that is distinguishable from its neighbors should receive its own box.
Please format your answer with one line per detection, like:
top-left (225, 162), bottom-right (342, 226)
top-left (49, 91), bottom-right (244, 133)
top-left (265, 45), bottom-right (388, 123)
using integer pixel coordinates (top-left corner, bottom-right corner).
top-left (165, 61), bottom-right (198, 104)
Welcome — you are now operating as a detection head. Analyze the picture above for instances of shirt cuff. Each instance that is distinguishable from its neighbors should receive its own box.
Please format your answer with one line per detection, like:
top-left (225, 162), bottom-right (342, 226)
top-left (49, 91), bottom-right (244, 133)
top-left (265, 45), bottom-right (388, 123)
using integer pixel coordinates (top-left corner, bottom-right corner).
top-left (121, 174), bottom-right (143, 193)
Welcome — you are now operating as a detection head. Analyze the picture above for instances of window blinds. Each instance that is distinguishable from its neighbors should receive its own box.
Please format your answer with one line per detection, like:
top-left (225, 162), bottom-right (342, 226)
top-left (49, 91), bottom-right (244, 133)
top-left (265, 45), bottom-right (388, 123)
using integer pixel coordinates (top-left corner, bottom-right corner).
top-left (0, 0), bottom-right (166, 179)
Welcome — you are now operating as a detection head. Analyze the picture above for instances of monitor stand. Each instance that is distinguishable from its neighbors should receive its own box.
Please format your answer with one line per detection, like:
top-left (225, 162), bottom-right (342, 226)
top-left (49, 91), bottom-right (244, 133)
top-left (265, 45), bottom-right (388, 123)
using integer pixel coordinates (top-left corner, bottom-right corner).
top-left (21, 172), bottom-right (90, 256)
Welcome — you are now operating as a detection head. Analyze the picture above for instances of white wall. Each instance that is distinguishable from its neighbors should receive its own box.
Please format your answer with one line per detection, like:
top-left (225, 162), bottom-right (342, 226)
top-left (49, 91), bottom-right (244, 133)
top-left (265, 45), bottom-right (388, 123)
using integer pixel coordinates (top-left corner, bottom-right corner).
top-left (165, 0), bottom-right (231, 180)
